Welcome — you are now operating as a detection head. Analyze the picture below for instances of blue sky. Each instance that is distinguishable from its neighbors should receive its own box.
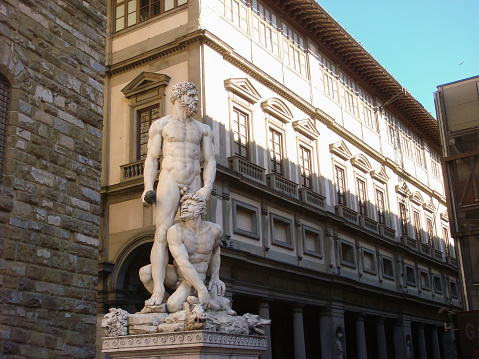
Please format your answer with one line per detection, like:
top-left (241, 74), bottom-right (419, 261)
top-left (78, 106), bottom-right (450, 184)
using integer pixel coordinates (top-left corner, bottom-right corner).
top-left (318, 0), bottom-right (479, 116)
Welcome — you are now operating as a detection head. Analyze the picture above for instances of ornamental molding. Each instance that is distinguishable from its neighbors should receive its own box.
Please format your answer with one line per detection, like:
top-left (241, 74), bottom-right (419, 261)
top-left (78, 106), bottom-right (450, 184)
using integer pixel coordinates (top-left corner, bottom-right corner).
top-left (350, 154), bottom-right (372, 173)
top-left (409, 191), bottom-right (424, 206)
top-left (423, 199), bottom-right (436, 213)
top-left (395, 182), bottom-right (411, 197)
top-left (121, 72), bottom-right (171, 98)
top-left (440, 211), bottom-right (449, 222)
top-left (261, 98), bottom-right (293, 123)
top-left (224, 78), bottom-right (261, 104)
top-left (329, 141), bottom-right (352, 161)
top-left (292, 119), bottom-right (320, 140)
top-left (370, 167), bottom-right (389, 184)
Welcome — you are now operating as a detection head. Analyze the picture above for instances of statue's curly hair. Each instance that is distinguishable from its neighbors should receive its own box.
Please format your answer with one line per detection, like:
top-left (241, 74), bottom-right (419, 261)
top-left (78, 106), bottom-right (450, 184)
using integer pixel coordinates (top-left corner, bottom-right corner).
top-left (180, 193), bottom-right (207, 216)
top-left (103, 308), bottom-right (129, 337)
top-left (171, 82), bottom-right (197, 104)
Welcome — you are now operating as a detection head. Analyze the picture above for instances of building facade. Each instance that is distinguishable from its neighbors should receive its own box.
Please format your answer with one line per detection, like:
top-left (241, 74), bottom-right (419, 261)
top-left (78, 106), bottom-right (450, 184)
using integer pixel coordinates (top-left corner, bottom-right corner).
top-left (100, 0), bottom-right (461, 357)
top-left (0, 1), bottom-right (106, 358)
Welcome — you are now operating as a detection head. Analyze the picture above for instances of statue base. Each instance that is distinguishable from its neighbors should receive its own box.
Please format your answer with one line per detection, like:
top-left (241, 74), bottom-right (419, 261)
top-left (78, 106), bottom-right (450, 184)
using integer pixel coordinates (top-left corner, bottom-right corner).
top-left (102, 330), bottom-right (268, 359)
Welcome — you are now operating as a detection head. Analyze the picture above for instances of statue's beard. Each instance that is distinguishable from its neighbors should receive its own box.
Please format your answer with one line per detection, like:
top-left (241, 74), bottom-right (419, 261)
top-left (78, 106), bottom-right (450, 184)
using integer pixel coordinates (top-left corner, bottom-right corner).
top-left (180, 210), bottom-right (200, 220)
top-left (180, 99), bottom-right (199, 117)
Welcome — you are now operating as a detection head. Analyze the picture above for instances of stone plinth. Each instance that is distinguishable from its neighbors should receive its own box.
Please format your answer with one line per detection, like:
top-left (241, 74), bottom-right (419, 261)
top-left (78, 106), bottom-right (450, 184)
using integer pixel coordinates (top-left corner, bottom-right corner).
top-left (102, 330), bottom-right (268, 359)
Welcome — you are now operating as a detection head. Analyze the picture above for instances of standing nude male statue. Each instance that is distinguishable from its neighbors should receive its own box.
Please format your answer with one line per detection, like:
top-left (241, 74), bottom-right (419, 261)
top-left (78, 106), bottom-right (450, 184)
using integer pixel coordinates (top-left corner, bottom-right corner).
top-left (141, 82), bottom-right (216, 306)
top-left (139, 194), bottom-right (229, 313)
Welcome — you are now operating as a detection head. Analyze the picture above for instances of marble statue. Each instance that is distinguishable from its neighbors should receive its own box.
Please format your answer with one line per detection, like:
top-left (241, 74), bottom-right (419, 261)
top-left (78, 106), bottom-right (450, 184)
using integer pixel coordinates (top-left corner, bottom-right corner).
top-left (139, 193), bottom-right (230, 313)
top-left (141, 82), bottom-right (216, 307)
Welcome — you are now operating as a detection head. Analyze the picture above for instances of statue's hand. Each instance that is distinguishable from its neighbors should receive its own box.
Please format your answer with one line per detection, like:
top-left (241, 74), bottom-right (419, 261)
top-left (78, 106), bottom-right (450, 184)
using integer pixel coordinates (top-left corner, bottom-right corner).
top-left (198, 286), bottom-right (210, 307)
top-left (208, 279), bottom-right (226, 296)
top-left (142, 189), bottom-right (156, 206)
top-left (195, 187), bottom-right (210, 201)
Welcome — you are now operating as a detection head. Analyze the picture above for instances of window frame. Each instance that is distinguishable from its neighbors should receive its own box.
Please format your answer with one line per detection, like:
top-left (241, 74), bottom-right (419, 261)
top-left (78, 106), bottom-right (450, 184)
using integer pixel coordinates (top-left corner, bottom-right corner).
top-left (268, 126), bottom-right (284, 175)
top-left (355, 175), bottom-right (368, 217)
top-left (270, 212), bottom-right (294, 249)
top-left (334, 164), bottom-right (347, 206)
top-left (137, 104), bottom-right (161, 160)
top-left (380, 255), bottom-right (395, 281)
top-left (405, 264), bottom-right (417, 287)
top-left (375, 187), bottom-right (387, 225)
top-left (340, 239), bottom-right (356, 268)
top-left (232, 199), bottom-right (260, 239)
top-left (231, 105), bottom-right (250, 160)
top-left (302, 225), bottom-right (323, 258)
top-left (412, 209), bottom-right (422, 242)
top-left (361, 248), bottom-right (377, 275)
top-left (398, 199), bottom-right (409, 237)
top-left (298, 144), bottom-right (312, 189)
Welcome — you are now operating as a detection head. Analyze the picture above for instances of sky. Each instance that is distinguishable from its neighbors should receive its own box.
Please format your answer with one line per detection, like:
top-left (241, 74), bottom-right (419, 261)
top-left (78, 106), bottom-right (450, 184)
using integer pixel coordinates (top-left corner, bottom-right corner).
top-left (318, 0), bottom-right (479, 117)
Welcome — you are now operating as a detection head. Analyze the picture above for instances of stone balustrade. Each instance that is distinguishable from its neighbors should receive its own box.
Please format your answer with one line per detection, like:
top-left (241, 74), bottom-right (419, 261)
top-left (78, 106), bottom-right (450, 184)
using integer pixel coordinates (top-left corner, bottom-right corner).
top-left (266, 173), bottom-right (298, 198)
top-left (228, 156), bottom-right (266, 183)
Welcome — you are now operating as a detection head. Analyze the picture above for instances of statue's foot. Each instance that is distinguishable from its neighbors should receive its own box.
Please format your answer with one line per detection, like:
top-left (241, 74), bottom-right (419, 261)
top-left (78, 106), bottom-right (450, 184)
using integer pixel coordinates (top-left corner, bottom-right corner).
top-left (145, 293), bottom-right (163, 306)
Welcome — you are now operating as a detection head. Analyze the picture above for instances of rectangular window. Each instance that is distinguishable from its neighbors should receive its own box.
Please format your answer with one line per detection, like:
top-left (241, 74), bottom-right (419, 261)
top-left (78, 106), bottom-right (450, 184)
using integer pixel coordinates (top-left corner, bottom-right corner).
top-left (321, 56), bottom-right (339, 101)
top-left (359, 88), bottom-right (376, 131)
top-left (271, 213), bottom-right (293, 249)
top-left (399, 201), bottom-right (408, 236)
top-left (340, 240), bottom-right (355, 267)
top-left (385, 112), bottom-right (397, 148)
top-left (398, 122), bottom-right (412, 158)
top-left (413, 210), bottom-right (421, 242)
top-left (431, 151), bottom-right (442, 180)
top-left (282, 23), bottom-right (306, 75)
top-left (335, 166), bottom-right (346, 205)
top-left (405, 265), bottom-right (417, 286)
top-left (115, 0), bottom-right (187, 31)
top-left (269, 128), bottom-right (283, 174)
top-left (382, 256), bottom-right (394, 280)
top-left (137, 105), bottom-right (160, 160)
top-left (303, 226), bottom-right (322, 257)
top-left (356, 178), bottom-right (367, 216)
top-left (411, 133), bottom-right (424, 167)
top-left (252, 0), bottom-right (280, 56)
top-left (224, 0), bottom-right (248, 32)
top-left (299, 146), bottom-right (312, 188)
top-left (426, 217), bottom-right (434, 247)
top-left (433, 275), bottom-right (443, 294)
top-left (362, 249), bottom-right (376, 274)
top-left (340, 72), bottom-right (359, 116)
top-left (420, 270), bottom-right (430, 290)
top-left (443, 226), bottom-right (452, 256)
top-left (375, 189), bottom-right (386, 225)
top-left (232, 108), bottom-right (249, 159)
top-left (233, 200), bottom-right (260, 239)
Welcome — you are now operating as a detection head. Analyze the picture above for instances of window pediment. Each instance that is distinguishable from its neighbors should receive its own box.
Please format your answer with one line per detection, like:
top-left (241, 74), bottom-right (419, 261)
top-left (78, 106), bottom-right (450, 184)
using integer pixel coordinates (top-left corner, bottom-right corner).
top-left (350, 154), bottom-right (372, 173)
top-left (293, 119), bottom-right (320, 140)
top-left (423, 199), bottom-right (436, 213)
top-left (409, 191), bottom-right (424, 206)
top-left (371, 167), bottom-right (389, 184)
top-left (441, 211), bottom-right (449, 222)
top-left (121, 72), bottom-right (171, 98)
top-left (225, 78), bottom-right (261, 104)
top-left (261, 98), bottom-right (293, 123)
top-left (329, 141), bottom-right (352, 161)
top-left (395, 181), bottom-right (411, 197)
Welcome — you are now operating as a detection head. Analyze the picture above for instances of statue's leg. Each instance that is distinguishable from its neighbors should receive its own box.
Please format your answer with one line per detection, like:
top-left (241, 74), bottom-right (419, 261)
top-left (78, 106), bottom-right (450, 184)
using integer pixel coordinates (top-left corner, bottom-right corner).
top-left (145, 173), bottom-right (180, 306)
top-left (167, 281), bottom-right (192, 313)
top-left (139, 264), bottom-right (153, 294)
top-left (164, 264), bottom-right (178, 290)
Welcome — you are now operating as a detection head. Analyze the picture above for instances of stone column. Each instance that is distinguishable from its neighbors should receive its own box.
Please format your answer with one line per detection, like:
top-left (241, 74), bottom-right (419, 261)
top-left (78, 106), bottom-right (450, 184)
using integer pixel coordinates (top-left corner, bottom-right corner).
top-left (293, 306), bottom-right (306, 359)
top-left (356, 314), bottom-right (367, 359)
top-left (376, 317), bottom-right (387, 359)
top-left (258, 301), bottom-right (272, 359)
top-left (416, 324), bottom-right (427, 359)
top-left (320, 306), bottom-right (346, 359)
top-left (431, 326), bottom-right (441, 359)
top-left (393, 320), bottom-right (405, 359)
top-left (442, 327), bottom-right (456, 359)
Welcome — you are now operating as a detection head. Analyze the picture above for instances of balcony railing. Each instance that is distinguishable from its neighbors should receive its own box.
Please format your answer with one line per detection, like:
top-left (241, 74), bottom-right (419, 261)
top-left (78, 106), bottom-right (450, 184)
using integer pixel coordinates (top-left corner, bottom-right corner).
top-left (379, 225), bottom-right (396, 241)
top-left (266, 173), bottom-right (298, 198)
top-left (120, 159), bottom-right (145, 181)
top-left (433, 248), bottom-right (443, 261)
top-left (419, 242), bottom-right (431, 256)
top-left (360, 216), bottom-right (378, 233)
top-left (335, 204), bottom-right (359, 225)
top-left (228, 156), bottom-right (265, 183)
top-left (401, 235), bottom-right (417, 249)
top-left (299, 188), bottom-right (325, 209)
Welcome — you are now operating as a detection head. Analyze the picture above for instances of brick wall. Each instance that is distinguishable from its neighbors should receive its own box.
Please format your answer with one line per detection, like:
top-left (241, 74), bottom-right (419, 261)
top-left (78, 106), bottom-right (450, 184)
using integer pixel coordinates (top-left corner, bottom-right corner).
top-left (0, 1), bottom-right (106, 357)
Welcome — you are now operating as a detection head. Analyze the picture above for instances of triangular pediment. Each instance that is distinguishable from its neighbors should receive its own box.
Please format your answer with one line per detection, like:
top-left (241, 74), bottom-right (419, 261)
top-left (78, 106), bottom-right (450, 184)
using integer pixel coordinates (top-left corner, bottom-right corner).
top-left (350, 154), bottom-right (372, 173)
top-left (292, 119), bottom-right (320, 140)
top-left (121, 72), bottom-right (171, 98)
top-left (441, 211), bottom-right (449, 222)
top-left (409, 191), bottom-right (424, 206)
top-left (370, 167), bottom-right (389, 184)
top-left (261, 98), bottom-right (293, 123)
top-left (224, 78), bottom-right (261, 104)
top-left (423, 199), bottom-right (436, 213)
top-left (329, 141), bottom-right (352, 160)
top-left (395, 181), bottom-right (411, 197)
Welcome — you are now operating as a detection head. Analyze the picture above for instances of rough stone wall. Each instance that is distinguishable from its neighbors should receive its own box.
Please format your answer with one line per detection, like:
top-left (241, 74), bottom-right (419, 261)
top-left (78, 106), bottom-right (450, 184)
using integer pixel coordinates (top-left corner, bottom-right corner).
top-left (0, 1), bottom-right (106, 357)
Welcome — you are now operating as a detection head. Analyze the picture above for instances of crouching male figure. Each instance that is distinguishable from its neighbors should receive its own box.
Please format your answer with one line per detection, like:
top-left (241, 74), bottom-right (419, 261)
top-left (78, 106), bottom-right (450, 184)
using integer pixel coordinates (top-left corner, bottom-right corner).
top-left (140, 194), bottom-right (225, 313)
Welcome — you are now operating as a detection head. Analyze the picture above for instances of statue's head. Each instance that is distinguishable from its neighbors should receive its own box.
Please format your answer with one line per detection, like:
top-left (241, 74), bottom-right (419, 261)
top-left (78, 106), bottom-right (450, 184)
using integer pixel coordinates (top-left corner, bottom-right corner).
top-left (171, 82), bottom-right (199, 117)
top-left (179, 193), bottom-right (207, 220)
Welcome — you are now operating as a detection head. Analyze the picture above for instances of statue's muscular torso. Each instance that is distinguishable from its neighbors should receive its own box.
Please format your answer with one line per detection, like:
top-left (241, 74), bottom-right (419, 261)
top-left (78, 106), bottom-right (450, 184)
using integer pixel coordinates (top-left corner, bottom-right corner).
top-left (153, 115), bottom-right (207, 185)
top-left (173, 222), bottom-right (222, 282)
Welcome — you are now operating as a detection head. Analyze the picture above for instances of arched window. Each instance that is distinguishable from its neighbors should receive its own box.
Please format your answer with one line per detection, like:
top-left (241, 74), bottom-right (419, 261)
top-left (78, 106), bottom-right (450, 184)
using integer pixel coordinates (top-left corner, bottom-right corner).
top-left (0, 74), bottom-right (10, 183)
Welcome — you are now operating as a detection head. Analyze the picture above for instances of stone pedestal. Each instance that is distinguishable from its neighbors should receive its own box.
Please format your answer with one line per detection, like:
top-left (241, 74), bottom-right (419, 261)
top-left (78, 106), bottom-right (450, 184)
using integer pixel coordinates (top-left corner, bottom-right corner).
top-left (102, 330), bottom-right (268, 359)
